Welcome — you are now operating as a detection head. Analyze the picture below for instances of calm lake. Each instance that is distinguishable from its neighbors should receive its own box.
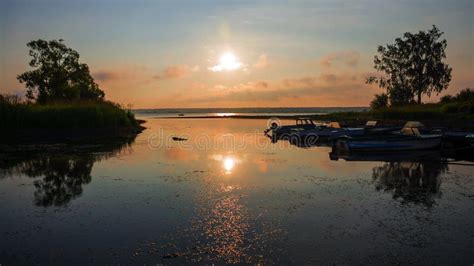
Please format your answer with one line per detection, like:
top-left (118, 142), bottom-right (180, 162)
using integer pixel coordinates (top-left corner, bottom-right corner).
top-left (1, 118), bottom-right (473, 264)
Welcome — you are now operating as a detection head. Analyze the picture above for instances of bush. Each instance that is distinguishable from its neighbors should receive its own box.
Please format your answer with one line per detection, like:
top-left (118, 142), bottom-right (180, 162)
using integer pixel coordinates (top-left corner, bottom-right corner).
top-left (371, 104), bottom-right (441, 120)
top-left (0, 98), bottom-right (138, 129)
top-left (439, 88), bottom-right (473, 104)
top-left (370, 93), bottom-right (389, 109)
top-left (440, 102), bottom-right (459, 113)
top-left (440, 101), bottom-right (474, 114)
top-left (439, 95), bottom-right (454, 104)
top-left (389, 85), bottom-right (415, 106)
top-left (458, 101), bottom-right (474, 113)
top-left (457, 88), bottom-right (474, 102)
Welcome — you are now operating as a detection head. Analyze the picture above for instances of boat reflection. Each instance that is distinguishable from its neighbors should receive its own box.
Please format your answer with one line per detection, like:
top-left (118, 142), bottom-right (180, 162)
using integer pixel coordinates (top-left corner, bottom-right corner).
top-left (329, 149), bottom-right (443, 162)
top-left (0, 136), bottom-right (136, 207)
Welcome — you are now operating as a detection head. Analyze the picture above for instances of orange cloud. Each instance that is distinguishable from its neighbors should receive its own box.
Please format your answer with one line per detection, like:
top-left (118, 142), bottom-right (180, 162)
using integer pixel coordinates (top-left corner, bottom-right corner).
top-left (320, 51), bottom-right (360, 68)
top-left (92, 65), bottom-right (152, 83)
top-left (253, 54), bottom-right (269, 69)
top-left (180, 71), bottom-right (376, 107)
top-left (154, 65), bottom-right (193, 80)
top-left (91, 65), bottom-right (160, 105)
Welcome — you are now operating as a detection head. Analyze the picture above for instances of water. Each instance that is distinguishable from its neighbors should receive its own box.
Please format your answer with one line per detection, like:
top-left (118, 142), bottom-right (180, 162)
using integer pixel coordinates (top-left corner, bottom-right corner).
top-left (1, 118), bottom-right (473, 264)
top-left (133, 107), bottom-right (368, 118)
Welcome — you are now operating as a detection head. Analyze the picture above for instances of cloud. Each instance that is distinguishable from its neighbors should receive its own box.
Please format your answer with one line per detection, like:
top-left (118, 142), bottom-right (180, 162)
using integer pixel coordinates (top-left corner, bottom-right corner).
top-left (93, 71), bottom-right (117, 82)
top-left (320, 51), bottom-right (360, 68)
top-left (253, 54), bottom-right (269, 69)
top-left (154, 65), bottom-right (192, 80)
top-left (189, 72), bottom-right (371, 105)
top-left (91, 65), bottom-right (160, 105)
top-left (92, 65), bottom-right (152, 83)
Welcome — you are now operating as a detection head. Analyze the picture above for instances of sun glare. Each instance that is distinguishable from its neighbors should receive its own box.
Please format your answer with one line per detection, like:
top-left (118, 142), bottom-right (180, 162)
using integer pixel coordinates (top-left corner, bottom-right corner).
top-left (210, 52), bottom-right (242, 72)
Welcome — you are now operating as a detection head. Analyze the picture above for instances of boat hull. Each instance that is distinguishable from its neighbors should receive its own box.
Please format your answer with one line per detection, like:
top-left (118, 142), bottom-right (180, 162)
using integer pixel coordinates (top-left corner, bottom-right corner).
top-left (336, 135), bottom-right (442, 152)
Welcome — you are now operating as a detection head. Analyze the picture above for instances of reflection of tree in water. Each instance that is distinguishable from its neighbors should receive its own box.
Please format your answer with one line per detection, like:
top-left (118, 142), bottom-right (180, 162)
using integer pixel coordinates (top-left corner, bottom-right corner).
top-left (21, 155), bottom-right (95, 206)
top-left (0, 136), bottom-right (135, 207)
top-left (372, 161), bottom-right (448, 207)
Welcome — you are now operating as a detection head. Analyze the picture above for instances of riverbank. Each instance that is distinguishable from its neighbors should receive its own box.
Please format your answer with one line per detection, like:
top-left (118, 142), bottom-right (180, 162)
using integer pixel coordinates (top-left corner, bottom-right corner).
top-left (1, 100), bottom-right (145, 143)
top-left (317, 103), bottom-right (474, 129)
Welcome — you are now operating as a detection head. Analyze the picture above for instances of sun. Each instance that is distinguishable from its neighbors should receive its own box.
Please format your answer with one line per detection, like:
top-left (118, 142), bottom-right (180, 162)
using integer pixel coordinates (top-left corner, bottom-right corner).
top-left (210, 52), bottom-right (243, 72)
top-left (219, 53), bottom-right (241, 71)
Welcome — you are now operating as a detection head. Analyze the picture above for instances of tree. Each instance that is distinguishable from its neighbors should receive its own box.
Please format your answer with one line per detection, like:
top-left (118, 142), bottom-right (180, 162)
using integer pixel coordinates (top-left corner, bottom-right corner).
top-left (439, 95), bottom-right (453, 104)
top-left (370, 93), bottom-right (388, 109)
top-left (389, 84), bottom-right (415, 106)
top-left (17, 39), bottom-right (105, 103)
top-left (367, 25), bottom-right (452, 104)
top-left (439, 88), bottom-right (474, 104)
top-left (455, 88), bottom-right (474, 102)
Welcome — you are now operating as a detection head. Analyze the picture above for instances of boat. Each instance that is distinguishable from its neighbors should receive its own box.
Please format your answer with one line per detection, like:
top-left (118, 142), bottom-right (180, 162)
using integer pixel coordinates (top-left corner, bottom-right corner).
top-left (282, 121), bottom-right (366, 147)
top-left (361, 120), bottom-right (403, 134)
top-left (335, 134), bottom-right (441, 152)
top-left (265, 118), bottom-right (318, 136)
top-left (291, 122), bottom-right (365, 140)
top-left (442, 131), bottom-right (474, 150)
top-left (268, 119), bottom-right (403, 145)
top-left (265, 118), bottom-right (323, 142)
top-left (334, 122), bottom-right (442, 152)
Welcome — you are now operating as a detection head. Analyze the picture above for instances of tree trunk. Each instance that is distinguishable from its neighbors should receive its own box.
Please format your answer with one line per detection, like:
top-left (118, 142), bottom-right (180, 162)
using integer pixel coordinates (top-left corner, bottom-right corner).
top-left (417, 91), bottom-right (422, 104)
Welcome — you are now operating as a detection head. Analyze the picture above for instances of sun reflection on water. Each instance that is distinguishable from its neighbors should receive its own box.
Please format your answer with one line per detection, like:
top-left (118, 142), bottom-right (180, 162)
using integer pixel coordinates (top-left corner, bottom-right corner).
top-left (223, 157), bottom-right (235, 174)
top-left (216, 112), bottom-right (237, 117)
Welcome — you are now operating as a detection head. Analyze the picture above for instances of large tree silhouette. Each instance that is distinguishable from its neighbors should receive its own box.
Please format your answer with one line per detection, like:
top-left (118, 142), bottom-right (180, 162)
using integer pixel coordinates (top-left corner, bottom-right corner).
top-left (367, 25), bottom-right (452, 105)
top-left (17, 39), bottom-right (105, 103)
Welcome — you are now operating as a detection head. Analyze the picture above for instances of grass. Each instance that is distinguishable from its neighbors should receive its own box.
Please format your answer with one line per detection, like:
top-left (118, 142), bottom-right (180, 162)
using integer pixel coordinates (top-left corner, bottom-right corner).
top-left (0, 99), bottom-right (140, 130)
top-left (311, 102), bottom-right (474, 129)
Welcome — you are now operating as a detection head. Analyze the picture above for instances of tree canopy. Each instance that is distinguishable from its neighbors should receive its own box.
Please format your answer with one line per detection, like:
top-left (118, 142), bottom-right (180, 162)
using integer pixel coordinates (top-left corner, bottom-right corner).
top-left (370, 93), bottom-right (388, 109)
top-left (367, 25), bottom-right (452, 105)
top-left (17, 39), bottom-right (105, 103)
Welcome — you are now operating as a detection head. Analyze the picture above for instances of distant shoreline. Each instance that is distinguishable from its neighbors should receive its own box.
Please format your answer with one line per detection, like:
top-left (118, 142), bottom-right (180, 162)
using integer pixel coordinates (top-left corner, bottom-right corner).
top-left (145, 114), bottom-right (320, 119)
top-left (141, 110), bottom-right (474, 130)
top-left (132, 107), bottom-right (369, 116)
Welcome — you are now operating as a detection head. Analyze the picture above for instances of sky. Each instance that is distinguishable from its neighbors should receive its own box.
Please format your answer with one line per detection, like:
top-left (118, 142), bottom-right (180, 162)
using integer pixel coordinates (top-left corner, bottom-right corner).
top-left (0, 0), bottom-right (472, 108)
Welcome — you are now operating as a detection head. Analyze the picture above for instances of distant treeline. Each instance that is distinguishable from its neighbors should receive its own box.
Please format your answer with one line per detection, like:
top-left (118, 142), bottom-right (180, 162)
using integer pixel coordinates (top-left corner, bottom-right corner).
top-left (314, 89), bottom-right (474, 129)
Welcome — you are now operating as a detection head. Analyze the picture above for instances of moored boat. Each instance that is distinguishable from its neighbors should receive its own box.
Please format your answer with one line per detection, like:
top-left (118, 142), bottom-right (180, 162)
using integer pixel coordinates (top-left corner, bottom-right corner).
top-left (334, 122), bottom-right (442, 152)
top-left (279, 121), bottom-right (365, 145)
top-left (264, 118), bottom-right (319, 138)
top-left (335, 135), bottom-right (442, 152)
top-left (442, 131), bottom-right (474, 150)
top-left (293, 124), bottom-right (365, 140)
